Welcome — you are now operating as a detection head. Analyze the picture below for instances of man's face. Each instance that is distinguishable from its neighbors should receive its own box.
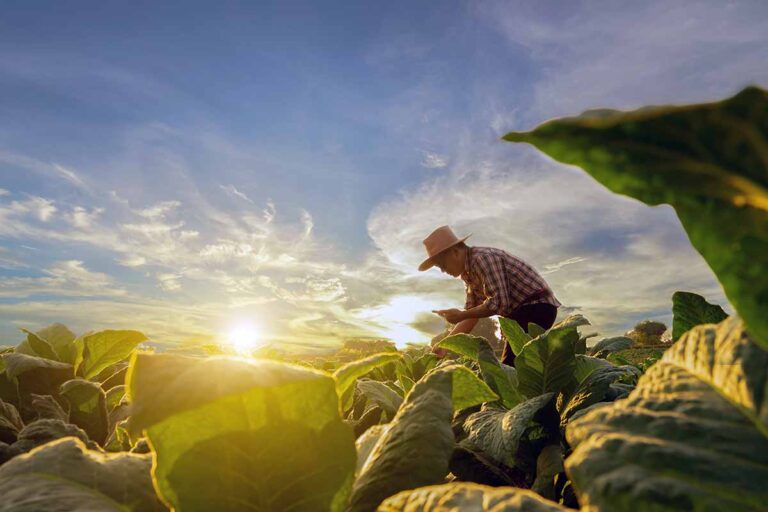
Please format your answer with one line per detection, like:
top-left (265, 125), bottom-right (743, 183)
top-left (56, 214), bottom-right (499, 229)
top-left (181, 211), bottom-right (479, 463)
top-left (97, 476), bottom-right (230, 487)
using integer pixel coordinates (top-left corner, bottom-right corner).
top-left (435, 247), bottom-right (462, 277)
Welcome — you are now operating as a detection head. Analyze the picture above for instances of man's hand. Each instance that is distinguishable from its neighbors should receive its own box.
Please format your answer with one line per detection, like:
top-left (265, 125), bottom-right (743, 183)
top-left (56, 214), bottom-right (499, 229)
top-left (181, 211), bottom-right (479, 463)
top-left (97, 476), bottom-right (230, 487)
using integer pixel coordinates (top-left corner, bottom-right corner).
top-left (431, 345), bottom-right (449, 358)
top-left (432, 308), bottom-right (466, 324)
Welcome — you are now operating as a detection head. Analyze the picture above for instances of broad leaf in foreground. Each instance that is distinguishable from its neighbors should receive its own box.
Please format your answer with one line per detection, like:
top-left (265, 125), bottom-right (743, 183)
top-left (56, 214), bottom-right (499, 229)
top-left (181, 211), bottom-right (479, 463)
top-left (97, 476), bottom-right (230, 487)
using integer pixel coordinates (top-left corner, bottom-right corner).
top-left (0, 437), bottom-right (165, 511)
top-left (378, 482), bottom-right (572, 511)
top-left (127, 352), bottom-right (356, 512)
top-left (348, 365), bottom-right (495, 511)
top-left (348, 367), bottom-right (455, 512)
top-left (437, 334), bottom-right (524, 407)
top-left (566, 317), bottom-right (768, 511)
top-left (672, 290), bottom-right (729, 341)
top-left (504, 86), bottom-right (768, 349)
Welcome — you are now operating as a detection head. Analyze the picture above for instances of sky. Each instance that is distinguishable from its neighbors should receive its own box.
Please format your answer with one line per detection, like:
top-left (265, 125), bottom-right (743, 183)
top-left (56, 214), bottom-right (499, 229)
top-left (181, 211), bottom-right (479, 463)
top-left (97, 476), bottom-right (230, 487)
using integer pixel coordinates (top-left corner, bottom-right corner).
top-left (1, 1), bottom-right (767, 351)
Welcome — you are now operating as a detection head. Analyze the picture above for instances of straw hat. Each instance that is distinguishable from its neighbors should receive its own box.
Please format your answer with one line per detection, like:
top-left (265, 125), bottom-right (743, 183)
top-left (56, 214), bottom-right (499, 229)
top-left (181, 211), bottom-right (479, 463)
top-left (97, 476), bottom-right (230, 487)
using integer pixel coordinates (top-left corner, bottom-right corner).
top-left (418, 225), bottom-right (471, 271)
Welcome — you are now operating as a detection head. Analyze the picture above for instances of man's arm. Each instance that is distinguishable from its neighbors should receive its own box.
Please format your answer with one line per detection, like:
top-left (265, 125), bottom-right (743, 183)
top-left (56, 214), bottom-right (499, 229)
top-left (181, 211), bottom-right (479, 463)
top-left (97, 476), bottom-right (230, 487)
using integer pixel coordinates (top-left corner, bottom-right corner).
top-left (433, 300), bottom-right (495, 324)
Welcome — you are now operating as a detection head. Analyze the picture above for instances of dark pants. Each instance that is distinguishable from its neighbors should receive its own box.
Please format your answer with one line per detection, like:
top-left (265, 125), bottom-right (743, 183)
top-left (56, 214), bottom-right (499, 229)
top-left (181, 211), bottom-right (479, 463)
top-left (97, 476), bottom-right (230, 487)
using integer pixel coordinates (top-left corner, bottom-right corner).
top-left (500, 303), bottom-right (558, 366)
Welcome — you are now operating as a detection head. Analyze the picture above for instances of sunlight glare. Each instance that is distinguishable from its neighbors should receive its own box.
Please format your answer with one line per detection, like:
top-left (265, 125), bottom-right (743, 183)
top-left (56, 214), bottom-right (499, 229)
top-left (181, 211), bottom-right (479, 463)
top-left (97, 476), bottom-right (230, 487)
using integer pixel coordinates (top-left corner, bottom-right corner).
top-left (227, 322), bottom-right (262, 355)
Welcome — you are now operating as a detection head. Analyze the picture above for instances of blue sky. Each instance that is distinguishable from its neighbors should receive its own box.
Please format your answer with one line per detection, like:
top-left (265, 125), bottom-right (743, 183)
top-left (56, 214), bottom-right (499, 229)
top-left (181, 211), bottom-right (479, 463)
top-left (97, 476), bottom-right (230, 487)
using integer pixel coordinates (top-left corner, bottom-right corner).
top-left (1, 1), bottom-right (766, 349)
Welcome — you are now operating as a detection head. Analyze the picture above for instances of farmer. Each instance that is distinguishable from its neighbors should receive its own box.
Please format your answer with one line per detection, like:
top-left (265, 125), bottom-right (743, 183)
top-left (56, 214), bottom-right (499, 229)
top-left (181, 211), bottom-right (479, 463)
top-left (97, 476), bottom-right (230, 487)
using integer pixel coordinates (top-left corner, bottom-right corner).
top-left (419, 225), bottom-right (561, 365)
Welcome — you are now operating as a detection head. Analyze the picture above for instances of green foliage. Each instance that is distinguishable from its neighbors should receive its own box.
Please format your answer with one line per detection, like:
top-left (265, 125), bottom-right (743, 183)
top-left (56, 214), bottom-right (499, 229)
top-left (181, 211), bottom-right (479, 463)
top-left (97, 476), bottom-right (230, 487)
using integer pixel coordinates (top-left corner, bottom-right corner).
top-left (515, 327), bottom-right (578, 398)
top-left (436, 334), bottom-right (524, 408)
top-left (356, 379), bottom-right (403, 417)
top-left (566, 317), bottom-right (768, 510)
top-left (60, 379), bottom-right (108, 445)
top-left (672, 290), bottom-right (729, 340)
top-left (333, 352), bottom-right (402, 412)
top-left (0, 437), bottom-right (165, 511)
top-left (587, 336), bottom-right (633, 358)
top-left (348, 367), bottom-right (455, 512)
top-left (76, 330), bottom-right (147, 380)
top-left (504, 86), bottom-right (768, 349)
top-left (379, 482), bottom-right (572, 511)
top-left (20, 329), bottom-right (58, 361)
top-left (498, 317), bottom-right (531, 356)
top-left (462, 393), bottom-right (554, 469)
top-left (126, 352), bottom-right (356, 512)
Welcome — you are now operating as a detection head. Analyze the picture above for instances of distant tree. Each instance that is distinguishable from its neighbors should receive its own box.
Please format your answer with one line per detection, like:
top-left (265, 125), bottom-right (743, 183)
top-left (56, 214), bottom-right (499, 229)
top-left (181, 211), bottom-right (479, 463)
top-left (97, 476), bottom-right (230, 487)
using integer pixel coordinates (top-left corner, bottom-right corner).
top-left (625, 320), bottom-right (668, 346)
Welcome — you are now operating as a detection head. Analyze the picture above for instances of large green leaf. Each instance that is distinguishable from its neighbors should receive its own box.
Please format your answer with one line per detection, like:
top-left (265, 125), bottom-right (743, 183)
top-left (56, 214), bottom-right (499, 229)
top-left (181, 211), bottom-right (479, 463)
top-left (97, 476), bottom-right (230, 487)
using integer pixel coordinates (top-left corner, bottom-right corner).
top-left (672, 290), bottom-right (729, 341)
top-left (498, 317), bottom-right (531, 357)
top-left (515, 327), bottom-right (578, 398)
top-left (60, 379), bottom-right (108, 445)
top-left (437, 334), bottom-right (524, 407)
top-left (0, 437), bottom-right (166, 511)
top-left (127, 352), bottom-right (356, 512)
top-left (378, 482), bottom-right (572, 511)
top-left (447, 365), bottom-right (500, 411)
top-left (78, 330), bottom-right (147, 380)
top-left (36, 323), bottom-right (78, 363)
top-left (504, 87), bottom-right (768, 349)
top-left (462, 393), bottom-right (554, 469)
top-left (333, 352), bottom-right (403, 412)
top-left (566, 317), bottom-right (768, 511)
top-left (20, 329), bottom-right (58, 361)
top-left (348, 367), bottom-right (455, 512)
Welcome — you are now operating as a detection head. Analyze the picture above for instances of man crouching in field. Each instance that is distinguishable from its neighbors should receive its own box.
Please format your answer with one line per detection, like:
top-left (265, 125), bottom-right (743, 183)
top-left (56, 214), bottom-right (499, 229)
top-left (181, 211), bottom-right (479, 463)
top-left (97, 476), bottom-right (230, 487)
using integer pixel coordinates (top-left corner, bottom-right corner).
top-left (419, 225), bottom-right (561, 365)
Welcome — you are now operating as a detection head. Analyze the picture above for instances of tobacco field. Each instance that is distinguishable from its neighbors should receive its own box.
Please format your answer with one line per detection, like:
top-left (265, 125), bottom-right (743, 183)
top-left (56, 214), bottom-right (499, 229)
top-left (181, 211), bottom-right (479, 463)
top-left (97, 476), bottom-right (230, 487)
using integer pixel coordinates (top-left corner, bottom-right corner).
top-left (0, 87), bottom-right (766, 511)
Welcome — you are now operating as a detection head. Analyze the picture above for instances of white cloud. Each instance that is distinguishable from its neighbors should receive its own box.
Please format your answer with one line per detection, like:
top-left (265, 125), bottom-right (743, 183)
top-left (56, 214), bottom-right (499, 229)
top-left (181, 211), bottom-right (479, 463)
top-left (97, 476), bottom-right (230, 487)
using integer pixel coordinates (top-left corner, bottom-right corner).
top-left (541, 257), bottom-right (587, 275)
top-left (157, 272), bottom-right (182, 291)
top-left (0, 260), bottom-right (126, 298)
top-left (0, 151), bottom-right (90, 191)
top-left (68, 206), bottom-right (104, 229)
top-left (220, 184), bottom-right (254, 203)
top-left (421, 151), bottom-right (448, 169)
top-left (118, 255), bottom-right (146, 267)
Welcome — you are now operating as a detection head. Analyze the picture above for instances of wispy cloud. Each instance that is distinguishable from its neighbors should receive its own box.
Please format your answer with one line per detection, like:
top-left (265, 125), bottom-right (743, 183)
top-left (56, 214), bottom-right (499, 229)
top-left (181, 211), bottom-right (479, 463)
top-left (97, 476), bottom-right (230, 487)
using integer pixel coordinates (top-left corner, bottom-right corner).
top-left (421, 151), bottom-right (448, 169)
top-left (541, 257), bottom-right (587, 275)
top-left (219, 184), bottom-right (254, 203)
top-left (0, 151), bottom-right (90, 191)
top-left (0, 260), bottom-right (126, 298)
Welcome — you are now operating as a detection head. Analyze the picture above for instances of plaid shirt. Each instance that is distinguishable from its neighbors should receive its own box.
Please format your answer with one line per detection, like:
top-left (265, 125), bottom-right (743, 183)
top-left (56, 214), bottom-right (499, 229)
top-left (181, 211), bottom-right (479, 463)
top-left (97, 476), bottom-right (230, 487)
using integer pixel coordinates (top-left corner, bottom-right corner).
top-left (462, 246), bottom-right (561, 317)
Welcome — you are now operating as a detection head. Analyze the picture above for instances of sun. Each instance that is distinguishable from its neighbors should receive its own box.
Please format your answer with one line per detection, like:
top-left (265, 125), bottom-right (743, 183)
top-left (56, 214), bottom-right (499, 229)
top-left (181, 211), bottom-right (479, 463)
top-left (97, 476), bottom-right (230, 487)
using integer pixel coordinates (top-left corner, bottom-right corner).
top-left (226, 322), bottom-right (262, 355)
